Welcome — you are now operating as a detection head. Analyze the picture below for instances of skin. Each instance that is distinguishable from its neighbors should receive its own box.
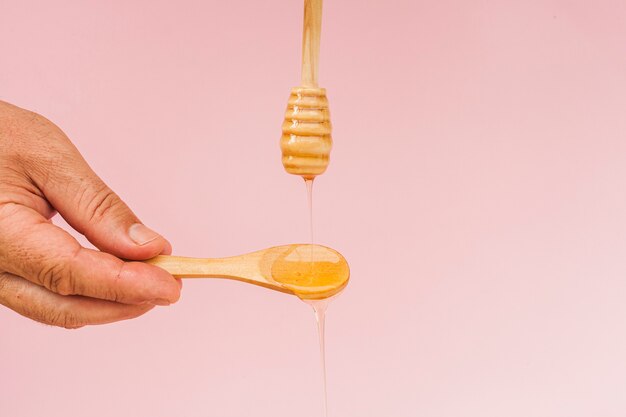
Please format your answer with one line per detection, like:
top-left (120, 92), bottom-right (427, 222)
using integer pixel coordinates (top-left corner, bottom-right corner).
top-left (0, 100), bottom-right (182, 328)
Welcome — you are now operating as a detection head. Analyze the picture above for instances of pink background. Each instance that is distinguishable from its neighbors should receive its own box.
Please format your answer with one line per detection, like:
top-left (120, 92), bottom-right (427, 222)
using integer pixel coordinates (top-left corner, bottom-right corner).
top-left (2, 1), bottom-right (626, 416)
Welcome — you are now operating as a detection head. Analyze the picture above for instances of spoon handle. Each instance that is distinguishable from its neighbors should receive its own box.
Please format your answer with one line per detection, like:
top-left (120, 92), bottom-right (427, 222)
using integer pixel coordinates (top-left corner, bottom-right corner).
top-left (145, 255), bottom-right (247, 279)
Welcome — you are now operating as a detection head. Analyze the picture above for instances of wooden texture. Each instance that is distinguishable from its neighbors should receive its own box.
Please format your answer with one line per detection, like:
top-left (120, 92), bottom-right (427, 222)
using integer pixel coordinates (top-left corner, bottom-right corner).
top-left (301, 0), bottom-right (323, 87)
top-left (281, 87), bottom-right (332, 178)
top-left (281, 0), bottom-right (332, 179)
top-left (144, 244), bottom-right (349, 300)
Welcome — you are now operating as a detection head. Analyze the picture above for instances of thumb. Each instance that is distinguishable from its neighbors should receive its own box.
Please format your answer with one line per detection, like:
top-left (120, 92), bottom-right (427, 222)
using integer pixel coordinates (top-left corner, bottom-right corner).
top-left (24, 130), bottom-right (171, 260)
top-left (65, 184), bottom-right (172, 260)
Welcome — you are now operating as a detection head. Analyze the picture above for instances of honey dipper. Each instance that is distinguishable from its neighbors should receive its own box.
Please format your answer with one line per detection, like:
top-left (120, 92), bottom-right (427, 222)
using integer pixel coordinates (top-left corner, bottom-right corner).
top-left (145, 244), bottom-right (349, 300)
top-left (280, 0), bottom-right (332, 179)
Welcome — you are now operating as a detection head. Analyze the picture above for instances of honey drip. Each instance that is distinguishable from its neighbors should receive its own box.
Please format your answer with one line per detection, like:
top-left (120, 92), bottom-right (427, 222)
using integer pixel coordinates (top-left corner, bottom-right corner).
top-left (304, 297), bottom-right (332, 417)
top-left (305, 177), bottom-right (314, 245)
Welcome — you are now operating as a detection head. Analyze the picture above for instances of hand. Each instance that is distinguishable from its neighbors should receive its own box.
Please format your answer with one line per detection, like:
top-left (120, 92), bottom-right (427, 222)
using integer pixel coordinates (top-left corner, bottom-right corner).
top-left (0, 101), bottom-right (181, 328)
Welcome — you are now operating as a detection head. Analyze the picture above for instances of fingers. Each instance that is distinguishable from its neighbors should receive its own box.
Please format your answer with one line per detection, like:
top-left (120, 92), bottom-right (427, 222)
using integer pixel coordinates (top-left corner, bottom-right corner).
top-left (16, 113), bottom-right (170, 260)
top-left (51, 176), bottom-right (170, 261)
top-left (0, 204), bottom-right (181, 305)
top-left (0, 272), bottom-right (155, 328)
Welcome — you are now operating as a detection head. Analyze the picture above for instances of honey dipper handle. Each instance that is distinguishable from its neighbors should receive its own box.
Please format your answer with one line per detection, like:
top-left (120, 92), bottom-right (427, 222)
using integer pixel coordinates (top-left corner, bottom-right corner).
top-left (301, 0), bottom-right (323, 87)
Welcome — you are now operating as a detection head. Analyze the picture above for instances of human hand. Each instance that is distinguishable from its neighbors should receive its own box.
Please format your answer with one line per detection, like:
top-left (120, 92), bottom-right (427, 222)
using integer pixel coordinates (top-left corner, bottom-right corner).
top-left (0, 101), bottom-right (181, 328)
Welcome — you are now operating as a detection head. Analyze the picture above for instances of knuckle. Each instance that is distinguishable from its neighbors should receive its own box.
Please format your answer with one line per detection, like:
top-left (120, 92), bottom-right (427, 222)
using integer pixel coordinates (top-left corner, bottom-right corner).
top-left (104, 263), bottom-right (126, 303)
top-left (0, 269), bottom-right (86, 329)
top-left (38, 247), bottom-right (81, 296)
top-left (17, 292), bottom-right (86, 329)
top-left (102, 285), bottom-right (121, 304)
top-left (46, 308), bottom-right (84, 330)
top-left (85, 186), bottom-right (121, 225)
top-left (38, 262), bottom-right (70, 295)
top-left (60, 313), bottom-right (85, 330)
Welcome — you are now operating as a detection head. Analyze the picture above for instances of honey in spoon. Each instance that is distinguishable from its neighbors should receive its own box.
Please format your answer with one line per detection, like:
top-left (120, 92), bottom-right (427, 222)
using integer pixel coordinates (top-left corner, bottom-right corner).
top-left (266, 244), bottom-right (349, 300)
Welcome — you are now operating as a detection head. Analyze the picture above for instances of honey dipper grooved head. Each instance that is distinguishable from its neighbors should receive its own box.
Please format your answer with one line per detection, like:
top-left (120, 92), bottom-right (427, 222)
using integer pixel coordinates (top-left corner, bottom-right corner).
top-left (280, 87), bottom-right (332, 178)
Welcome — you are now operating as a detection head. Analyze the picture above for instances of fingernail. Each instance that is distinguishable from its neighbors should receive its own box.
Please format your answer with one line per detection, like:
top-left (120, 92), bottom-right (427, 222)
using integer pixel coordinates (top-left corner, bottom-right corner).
top-left (128, 223), bottom-right (160, 246)
top-left (150, 299), bottom-right (171, 306)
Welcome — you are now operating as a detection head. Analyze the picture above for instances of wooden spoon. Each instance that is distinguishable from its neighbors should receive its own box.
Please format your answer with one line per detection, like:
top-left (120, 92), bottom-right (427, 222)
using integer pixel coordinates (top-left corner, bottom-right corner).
top-left (145, 244), bottom-right (349, 300)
